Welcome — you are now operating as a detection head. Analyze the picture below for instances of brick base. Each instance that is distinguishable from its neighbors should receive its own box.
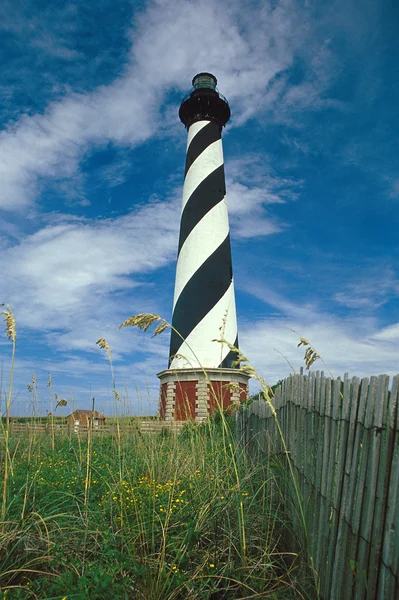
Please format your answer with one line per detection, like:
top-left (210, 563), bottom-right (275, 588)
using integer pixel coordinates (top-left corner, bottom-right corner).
top-left (157, 368), bottom-right (250, 422)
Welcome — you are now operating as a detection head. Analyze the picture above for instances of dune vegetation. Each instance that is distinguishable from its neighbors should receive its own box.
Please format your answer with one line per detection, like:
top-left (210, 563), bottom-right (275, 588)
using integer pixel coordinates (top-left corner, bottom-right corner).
top-left (0, 306), bottom-right (315, 599)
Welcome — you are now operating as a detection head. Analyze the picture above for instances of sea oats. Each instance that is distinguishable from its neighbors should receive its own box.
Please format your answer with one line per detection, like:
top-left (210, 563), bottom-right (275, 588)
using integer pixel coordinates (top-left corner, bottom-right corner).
top-left (293, 329), bottom-right (334, 378)
top-left (171, 353), bottom-right (186, 362)
top-left (169, 352), bottom-right (196, 368)
top-left (152, 321), bottom-right (169, 337)
top-left (212, 337), bottom-right (248, 366)
top-left (96, 337), bottom-right (109, 350)
top-left (96, 337), bottom-right (113, 361)
top-left (0, 304), bottom-right (16, 342)
top-left (240, 364), bottom-right (258, 378)
top-left (55, 394), bottom-right (67, 409)
top-left (218, 309), bottom-right (229, 335)
top-left (113, 389), bottom-right (122, 402)
top-left (226, 382), bottom-right (241, 394)
top-left (119, 313), bottom-right (164, 333)
top-left (273, 348), bottom-right (297, 375)
top-left (298, 338), bottom-right (320, 369)
top-left (96, 337), bottom-right (121, 400)
top-left (1, 303), bottom-right (17, 525)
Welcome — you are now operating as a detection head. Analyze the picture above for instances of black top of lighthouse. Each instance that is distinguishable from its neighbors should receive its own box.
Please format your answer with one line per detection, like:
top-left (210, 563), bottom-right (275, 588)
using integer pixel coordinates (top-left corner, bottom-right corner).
top-left (179, 72), bottom-right (230, 129)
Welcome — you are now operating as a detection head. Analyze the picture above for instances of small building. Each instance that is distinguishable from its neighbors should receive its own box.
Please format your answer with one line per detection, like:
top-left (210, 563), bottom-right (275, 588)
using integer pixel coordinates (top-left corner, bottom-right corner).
top-left (66, 410), bottom-right (105, 430)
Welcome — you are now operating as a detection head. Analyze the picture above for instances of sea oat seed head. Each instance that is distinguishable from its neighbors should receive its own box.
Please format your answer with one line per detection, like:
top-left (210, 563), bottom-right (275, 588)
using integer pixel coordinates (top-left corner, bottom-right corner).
top-left (303, 346), bottom-right (319, 369)
top-left (113, 389), bottom-right (122, 402)
top-left (96, 337), bottom-right (110, 351)
top-left (96, 337), bottom-right (112, 361)
top-left (226, 382), bottom-right (242, 394)
top-left (0, 304), bottom-right (16, 342)
top-left (213, 337), bottom-right (249, 366)
top-left (119, 313), bottom-right (162, 332)
top-left (119, 313), bottom-right (170, 339)
top-left (240, 364), bottom-right (257, 377)
top-left (152, 321), bottom-right (169, 337)
top-left (55, 398), bottom-right (68, 409)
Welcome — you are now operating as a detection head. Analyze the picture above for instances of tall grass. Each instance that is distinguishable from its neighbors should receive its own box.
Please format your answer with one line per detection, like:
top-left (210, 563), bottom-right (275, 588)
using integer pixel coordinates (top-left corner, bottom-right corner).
top-left (0, 423), bottom-right (313, 599)
top-left (1, 304), bottom-right (16, 529)
top-left (0, 308), bottom-right (316, 599)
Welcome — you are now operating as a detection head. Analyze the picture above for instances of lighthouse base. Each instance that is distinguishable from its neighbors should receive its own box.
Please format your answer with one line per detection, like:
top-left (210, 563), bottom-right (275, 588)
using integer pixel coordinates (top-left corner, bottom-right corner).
top-left (157, 368), bottom-right (250, 422)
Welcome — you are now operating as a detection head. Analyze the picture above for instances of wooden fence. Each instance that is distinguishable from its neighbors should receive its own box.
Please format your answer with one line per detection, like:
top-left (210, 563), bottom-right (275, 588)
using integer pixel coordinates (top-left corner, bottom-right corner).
top-left (236, 372), bottom-right (399, 600)
top-left (2, 420), bottom-right (185, 436)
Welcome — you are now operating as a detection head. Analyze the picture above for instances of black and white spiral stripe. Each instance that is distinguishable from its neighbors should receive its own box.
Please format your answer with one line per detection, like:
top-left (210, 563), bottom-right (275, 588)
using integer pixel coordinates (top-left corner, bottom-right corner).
top-left (169, 120), bottom-right (238, 369)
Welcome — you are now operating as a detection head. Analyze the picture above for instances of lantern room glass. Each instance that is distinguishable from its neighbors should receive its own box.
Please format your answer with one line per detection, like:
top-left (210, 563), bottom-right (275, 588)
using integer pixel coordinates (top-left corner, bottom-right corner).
top-left (192, 73), bottom-right (217, 91)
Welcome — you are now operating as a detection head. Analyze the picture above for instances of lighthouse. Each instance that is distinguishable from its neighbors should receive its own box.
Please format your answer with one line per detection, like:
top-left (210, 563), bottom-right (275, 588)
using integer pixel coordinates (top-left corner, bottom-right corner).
top-left (157, 73), bottom-right (249, 421)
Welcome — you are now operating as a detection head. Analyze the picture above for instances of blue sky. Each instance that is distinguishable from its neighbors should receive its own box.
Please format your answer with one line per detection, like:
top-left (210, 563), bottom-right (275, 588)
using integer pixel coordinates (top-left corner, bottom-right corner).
top-left (1, 0), bottom-right (398, 417)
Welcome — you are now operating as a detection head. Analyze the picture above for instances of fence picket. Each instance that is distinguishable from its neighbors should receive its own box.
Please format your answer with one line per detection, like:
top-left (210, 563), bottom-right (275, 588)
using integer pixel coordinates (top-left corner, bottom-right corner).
top-left (327, 376), bottom-right (350, 598)
top-left (320, 378), bottom-right (341, 599)
top-left (366, 375), bottom-right (390, 599)
top-left (237, 371), bottom-right (399, 600)
top-left (341, 376), bottom-right (369, 596)
top-left (312, 373), bottom-right (326, 581)
top-left (308, 372), bottom-right (322, 567)
top-left (378, 374), bottom-right (399, 598)
top-left (331, 376), bottom-right (361, 597)
top-left (317, 377), bottom-right (332, 581)
top-left (353, 376), bottom-right (379, 598)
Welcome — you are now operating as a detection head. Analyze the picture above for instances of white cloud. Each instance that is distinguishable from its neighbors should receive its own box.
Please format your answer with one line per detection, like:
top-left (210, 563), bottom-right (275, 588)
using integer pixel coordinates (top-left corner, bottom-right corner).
top-left (96, 155), bottom-right (132, 188)
top-left (0, 143), bottom-right (291, 356)
top-left (240, 313), bottom-right (399, 386)
top-left (227, 179), bottom-right (286, 239)
top-left (372, 323), bottom-right (399, 343)
top-left (227, 181), bottom-right (285, 215)
top-left (235, 279), bottom-right (399, 384)
top-left (0, 0), bottom-right (309, 213)
top-left (0, 81), bottom-right (155, 211)
top-left (225, 154), bottom-right (297, 238)
top-left (238, 281), bottom-right (317, 321)
top-left (2, 197), bottom-right (179, 339)
top-left (333, 270), bottom-right (399, 310)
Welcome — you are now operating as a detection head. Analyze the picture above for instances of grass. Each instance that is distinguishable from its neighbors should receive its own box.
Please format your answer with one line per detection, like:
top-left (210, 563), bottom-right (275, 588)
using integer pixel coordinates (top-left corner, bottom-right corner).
top-left (1, 304), bottom-right (16, 529)
top-left (0, 420), bottom-right (314, 599)
top-left (0, 307), bottom-right (317, 599)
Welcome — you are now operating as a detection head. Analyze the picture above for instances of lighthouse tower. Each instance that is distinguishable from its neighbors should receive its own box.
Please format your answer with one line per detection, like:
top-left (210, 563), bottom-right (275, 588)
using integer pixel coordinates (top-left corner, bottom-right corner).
top-left (157, 73), bottom-right (249, 421)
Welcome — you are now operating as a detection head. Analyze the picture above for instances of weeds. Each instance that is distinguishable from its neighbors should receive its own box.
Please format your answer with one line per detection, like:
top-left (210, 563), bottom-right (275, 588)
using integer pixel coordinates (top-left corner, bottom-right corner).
top-left (0, 307), bottom-right (315, 598)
